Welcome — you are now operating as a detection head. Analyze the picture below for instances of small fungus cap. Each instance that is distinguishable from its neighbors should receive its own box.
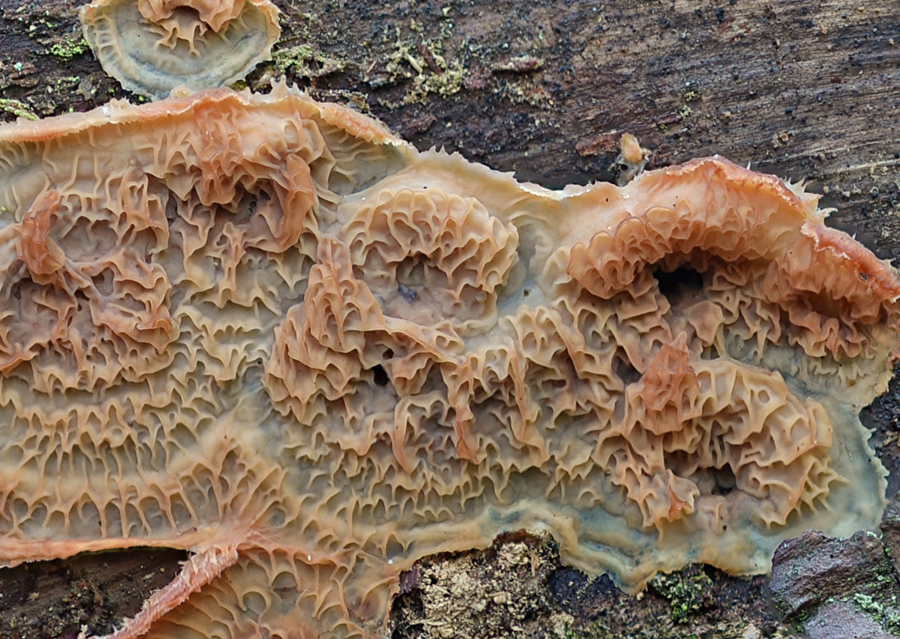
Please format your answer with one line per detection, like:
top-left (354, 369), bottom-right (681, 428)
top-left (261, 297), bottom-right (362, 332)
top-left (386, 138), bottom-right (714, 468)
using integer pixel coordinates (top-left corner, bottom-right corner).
top-left (80, 0), bottom-right (281, 99)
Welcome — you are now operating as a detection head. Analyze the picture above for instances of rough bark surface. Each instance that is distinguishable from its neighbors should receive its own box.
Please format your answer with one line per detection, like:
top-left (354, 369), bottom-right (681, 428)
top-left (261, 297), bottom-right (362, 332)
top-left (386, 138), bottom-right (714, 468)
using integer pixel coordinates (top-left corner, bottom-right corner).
top-left (0, 0), bottom-right (899, 637)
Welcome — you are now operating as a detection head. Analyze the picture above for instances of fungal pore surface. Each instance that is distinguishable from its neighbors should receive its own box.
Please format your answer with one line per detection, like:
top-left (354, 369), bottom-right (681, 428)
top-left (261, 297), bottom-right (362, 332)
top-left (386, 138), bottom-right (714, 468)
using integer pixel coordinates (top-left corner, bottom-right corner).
top-left (0, 85), bottom-right (897, 639)
top-left (80, 0), bottom-right (281, 99)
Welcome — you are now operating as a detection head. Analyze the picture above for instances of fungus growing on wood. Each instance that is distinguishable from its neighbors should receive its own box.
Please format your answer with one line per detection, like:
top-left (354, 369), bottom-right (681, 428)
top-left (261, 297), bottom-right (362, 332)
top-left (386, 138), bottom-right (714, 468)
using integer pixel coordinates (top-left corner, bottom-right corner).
top-left (0, 85), bottom-right (896, 638)
top-left (80, 0), bottom-right (280, 99)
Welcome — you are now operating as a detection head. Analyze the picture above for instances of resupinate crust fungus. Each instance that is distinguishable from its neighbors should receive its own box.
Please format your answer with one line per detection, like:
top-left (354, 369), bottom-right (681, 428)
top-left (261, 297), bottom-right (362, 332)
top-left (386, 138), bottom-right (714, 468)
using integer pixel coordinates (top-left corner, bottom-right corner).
top-left (0, 84), bottom-right (897, 638)
top-left (80, 0), bottom-right (281, 99)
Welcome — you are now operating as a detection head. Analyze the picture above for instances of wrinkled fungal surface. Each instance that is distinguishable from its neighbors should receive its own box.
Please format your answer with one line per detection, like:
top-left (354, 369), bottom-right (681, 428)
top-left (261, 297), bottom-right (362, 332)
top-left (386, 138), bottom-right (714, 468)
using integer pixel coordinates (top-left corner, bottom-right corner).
top-left (0, 85), bottom-right (897, 639)
top-left (80, 0), bottom-right (280, 99)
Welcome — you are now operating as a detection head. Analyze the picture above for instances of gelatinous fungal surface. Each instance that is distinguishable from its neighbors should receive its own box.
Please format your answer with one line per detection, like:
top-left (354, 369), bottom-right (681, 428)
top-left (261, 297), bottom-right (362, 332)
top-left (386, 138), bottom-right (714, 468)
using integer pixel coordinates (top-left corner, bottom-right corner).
top-left (0, 85), bottom-right (896, 638)
top-left (80, 0), bottom-right (280, 99)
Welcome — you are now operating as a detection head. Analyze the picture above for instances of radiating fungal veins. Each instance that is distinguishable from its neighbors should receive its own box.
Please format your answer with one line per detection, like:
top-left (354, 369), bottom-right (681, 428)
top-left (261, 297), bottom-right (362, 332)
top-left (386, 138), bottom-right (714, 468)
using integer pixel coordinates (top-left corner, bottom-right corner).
top-left (0, 84), bottom-right (896, 638)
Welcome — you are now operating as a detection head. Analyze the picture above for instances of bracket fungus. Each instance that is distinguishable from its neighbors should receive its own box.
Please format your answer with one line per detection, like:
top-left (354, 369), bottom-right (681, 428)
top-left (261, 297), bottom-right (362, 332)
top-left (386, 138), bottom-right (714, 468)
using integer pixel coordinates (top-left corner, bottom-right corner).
top-left (0, 85), bottom-right (897, 638)
top-left (80, 0), bottom-right (281, 99)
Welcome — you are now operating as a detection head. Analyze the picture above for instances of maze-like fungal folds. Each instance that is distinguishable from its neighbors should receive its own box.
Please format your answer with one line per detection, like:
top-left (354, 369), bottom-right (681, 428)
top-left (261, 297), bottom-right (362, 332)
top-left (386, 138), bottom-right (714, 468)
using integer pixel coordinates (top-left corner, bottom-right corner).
top-left (80, 0), bottom-right (281, 99)
top-left (0, 86), bottom-right (896, 639)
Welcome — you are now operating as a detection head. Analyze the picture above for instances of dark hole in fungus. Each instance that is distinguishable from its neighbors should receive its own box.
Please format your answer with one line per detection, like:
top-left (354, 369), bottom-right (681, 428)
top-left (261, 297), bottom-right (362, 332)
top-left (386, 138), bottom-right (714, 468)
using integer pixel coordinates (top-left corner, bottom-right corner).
top-left (74, 289), bottom-right (90, 308)
top-left (614, 355), bottom-right (641, 386)
top-left (165, 195), bottom-right (178, 223)
top-left (92, 271), bottom-right (114, 296)
top-left (397, 258), bottom-right (426, 289)
top-left (397, 283), bottom-right (418, 303)
top-left (710, 465), bottom-right (737, 495)
top-left (236, 187), bottom-right (270, 223)
top-left (653, 264), bottom-right (705, 308)
top-left (690, 464), bottom-right (737, 496)
top-left (804, 291), bottom-right (843, 319)
top-left (371, 364), bottom-right (390, 387)
top-left (668, 450), bottom-right (738, 497)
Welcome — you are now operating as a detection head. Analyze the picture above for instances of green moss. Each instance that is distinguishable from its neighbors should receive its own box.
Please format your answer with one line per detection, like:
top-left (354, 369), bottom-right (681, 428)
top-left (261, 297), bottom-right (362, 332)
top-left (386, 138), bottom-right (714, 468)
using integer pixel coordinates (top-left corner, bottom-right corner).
top-left (372, 21), bottom-right (470, 107)
top-left (650, 570), bottom-right (714, 624)
top-left (850, 592), bottom-right (900, 633)
top-left (49, 36), bottom-right (88, 60)
top-left (402, 58), bottom-right (466, 104)
top-left (54, 77), bottom-right (80, 92)
top-left (272, 44), bottom-right (346, 79)
top-left (0, 99), bottom-right (37, 121)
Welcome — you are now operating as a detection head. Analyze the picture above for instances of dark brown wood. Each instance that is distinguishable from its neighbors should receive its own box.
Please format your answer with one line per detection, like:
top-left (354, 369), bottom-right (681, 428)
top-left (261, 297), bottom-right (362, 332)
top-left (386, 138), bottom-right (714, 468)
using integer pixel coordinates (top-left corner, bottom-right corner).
top-left (0, 548), bottom-right (186, 637)
top-left (0, 0), bottom-right (899, 636)
top-left (265, 0), bottom-right (900, 258)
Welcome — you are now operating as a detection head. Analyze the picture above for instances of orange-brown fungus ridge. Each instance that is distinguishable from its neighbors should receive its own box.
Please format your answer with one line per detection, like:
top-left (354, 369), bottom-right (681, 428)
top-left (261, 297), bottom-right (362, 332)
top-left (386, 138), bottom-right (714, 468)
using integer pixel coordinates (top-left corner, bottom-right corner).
top-left (80, 0), bottom-right (280, 99)
top-left (0, 85), bottom-right (897, 639)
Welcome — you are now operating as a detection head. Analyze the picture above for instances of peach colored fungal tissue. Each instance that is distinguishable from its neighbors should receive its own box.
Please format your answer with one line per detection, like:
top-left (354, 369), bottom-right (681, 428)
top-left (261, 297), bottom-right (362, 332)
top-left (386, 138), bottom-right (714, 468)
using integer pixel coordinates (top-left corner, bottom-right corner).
top-left (0, 83), bottom-right (898, 639)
